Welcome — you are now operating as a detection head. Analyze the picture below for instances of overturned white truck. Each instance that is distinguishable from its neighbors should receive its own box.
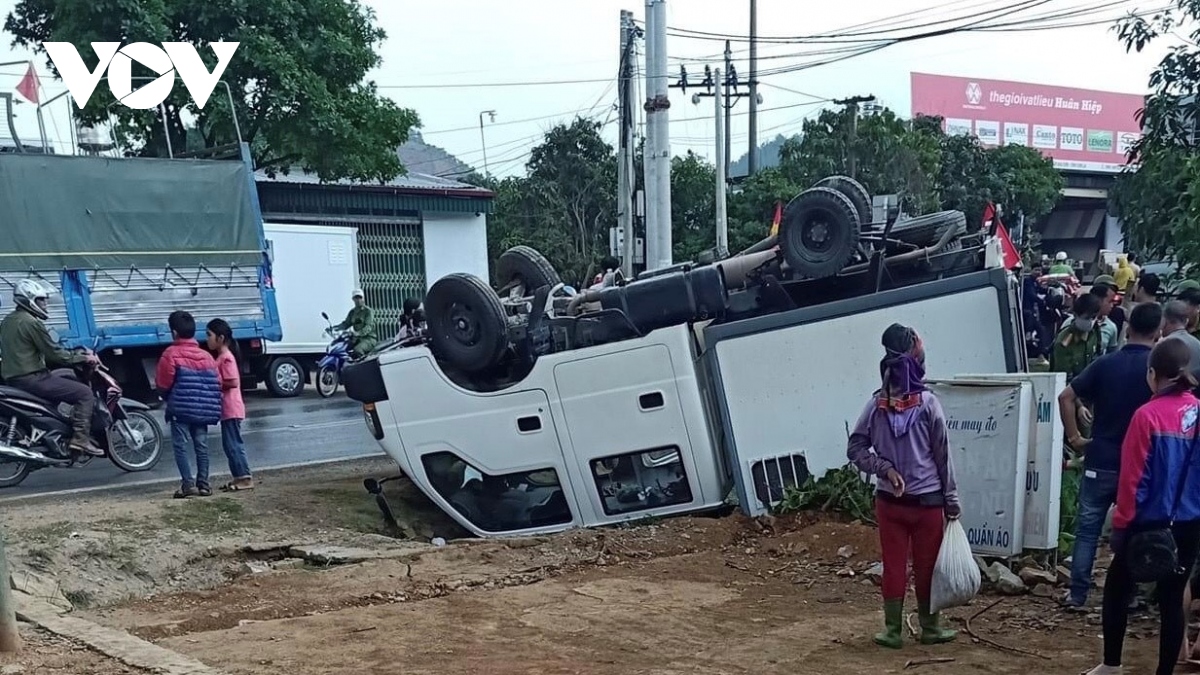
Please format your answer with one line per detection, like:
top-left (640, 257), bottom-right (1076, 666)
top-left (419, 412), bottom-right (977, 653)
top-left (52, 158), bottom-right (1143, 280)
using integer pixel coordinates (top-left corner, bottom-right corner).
top-left (342, 177), bottom-right (1028, 539)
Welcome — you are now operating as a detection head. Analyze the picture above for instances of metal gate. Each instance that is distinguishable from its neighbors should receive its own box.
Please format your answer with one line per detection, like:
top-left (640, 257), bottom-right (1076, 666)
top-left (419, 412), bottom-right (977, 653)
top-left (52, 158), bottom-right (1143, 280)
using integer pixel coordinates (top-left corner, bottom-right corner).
top-left (314, 219), bottom-right (425, 332)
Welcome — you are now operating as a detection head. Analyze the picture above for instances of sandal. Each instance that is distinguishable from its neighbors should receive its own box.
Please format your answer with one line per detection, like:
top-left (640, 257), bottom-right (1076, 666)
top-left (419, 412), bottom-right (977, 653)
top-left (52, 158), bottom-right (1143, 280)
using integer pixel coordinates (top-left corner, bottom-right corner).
top-left (221, 479), bottom-right (254, 492)
top-left (197, 486), bottom-right (213, 497)
top-left (173, 486), bottom-right (198, 499)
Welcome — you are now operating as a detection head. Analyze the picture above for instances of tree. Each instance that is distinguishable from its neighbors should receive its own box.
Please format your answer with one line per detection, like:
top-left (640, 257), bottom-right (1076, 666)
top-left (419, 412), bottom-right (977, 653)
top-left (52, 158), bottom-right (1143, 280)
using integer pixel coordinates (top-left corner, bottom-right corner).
top-left (670, 151), bottom-right (717, 262)
top-left (778, 108), bottom-right (942, 214)
top-left (6, 0), bottom-right (419, 182)
top-left (1113, 1), bottom-right (1200, 265)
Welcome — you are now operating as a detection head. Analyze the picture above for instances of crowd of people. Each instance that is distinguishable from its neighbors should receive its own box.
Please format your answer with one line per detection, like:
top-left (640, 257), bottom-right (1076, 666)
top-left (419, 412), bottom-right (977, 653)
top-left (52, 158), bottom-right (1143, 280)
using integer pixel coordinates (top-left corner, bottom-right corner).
top-left (847, 258), bottom-right (1200, 674)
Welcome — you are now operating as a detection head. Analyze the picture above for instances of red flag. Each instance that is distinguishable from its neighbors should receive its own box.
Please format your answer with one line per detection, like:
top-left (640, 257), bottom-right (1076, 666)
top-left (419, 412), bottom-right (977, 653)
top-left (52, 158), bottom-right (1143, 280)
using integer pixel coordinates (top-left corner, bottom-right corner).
top-left (996, 220), bottom-right (1022, 270)
top-left (768, 200), bottom-right (783, 237)
top-left (15, 62), bottom-right (39, 105)
top-left (982, 202), bottom-right (1021, 269)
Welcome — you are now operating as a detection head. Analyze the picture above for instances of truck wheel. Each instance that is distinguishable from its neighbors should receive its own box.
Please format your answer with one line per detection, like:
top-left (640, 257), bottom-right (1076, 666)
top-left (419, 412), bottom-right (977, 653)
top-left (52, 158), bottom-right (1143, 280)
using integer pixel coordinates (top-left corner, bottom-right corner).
top-left (496, 246), bottom-right (562, 296)
top-left (780, 186), bottom-right (861, 279)
top-left (426, 273), bottom-right (509, 373)
top-left (888, 211), bottom-right (967, 248)
top-left (814, 175), bottom-right (872, 227)
top-left (266, 356), bottom-right (305, 397)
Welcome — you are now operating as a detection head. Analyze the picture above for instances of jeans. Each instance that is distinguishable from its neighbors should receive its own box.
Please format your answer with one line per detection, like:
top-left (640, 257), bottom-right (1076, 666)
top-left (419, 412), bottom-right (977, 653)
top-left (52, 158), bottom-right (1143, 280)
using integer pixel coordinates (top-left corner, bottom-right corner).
top-left (171, 421), bottom-right (210, 490)
top-left (220, 419), bottom-right (252, 479)
top-left (1069, 468), bottom-right (1120, 604)
top-left (875, 496), bottom-right (945, 604)
top-left (1103, 520), bottom-right (1200, 674)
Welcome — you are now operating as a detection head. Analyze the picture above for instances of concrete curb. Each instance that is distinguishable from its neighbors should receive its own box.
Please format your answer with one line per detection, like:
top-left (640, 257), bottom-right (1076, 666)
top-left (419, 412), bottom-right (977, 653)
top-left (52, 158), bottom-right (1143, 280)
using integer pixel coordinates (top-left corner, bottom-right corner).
top-left (0, 452), bottom-right (386, 505)
top-left (16, 593), bottom-right (226, 675)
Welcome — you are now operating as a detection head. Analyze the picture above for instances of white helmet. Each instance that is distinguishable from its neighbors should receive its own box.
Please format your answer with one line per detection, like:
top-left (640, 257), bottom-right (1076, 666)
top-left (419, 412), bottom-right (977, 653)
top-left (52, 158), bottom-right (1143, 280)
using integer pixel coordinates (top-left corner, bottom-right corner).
top-left (13, 279), bottom-right (53, 320)
top-left (351, 288), bottom-right (365, 300)
top-left (1055, 251), bottom-right (1068, 262)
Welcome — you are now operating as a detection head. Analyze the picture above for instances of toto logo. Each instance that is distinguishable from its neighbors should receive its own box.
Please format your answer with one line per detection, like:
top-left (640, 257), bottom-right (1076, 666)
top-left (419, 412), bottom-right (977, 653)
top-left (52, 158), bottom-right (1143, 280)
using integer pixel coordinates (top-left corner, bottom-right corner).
top-left (43, 41), bottom-right (239, 110)
top-left (965, 82), bottom-right (983, 106)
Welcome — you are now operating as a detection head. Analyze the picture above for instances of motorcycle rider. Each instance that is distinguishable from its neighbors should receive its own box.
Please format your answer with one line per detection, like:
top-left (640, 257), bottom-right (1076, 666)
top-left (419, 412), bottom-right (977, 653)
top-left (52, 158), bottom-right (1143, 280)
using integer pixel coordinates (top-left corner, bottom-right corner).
top-left (331, 288), bottom-right (378, 358)
top-left (0, 280), bottom-right (103, 457)
top-left (1049, 251), bottom-right (1074, 276)
top-left (395, 298), bottom-right (424, 341)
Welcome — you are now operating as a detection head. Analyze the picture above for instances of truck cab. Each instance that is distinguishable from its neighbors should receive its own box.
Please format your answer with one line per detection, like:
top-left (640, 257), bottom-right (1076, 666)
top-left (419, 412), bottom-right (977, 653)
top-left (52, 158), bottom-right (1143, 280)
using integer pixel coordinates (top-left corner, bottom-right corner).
top-left (350, 323), bottom-right (725, 536)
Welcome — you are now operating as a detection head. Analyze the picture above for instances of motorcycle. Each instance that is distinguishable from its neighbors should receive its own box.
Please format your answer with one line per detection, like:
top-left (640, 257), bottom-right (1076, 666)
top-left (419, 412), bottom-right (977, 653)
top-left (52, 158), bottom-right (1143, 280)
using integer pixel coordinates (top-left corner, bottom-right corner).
top-left (316, 312), bottom-right (354, 398)
top-left (0, 349), bottom-right (164, 487)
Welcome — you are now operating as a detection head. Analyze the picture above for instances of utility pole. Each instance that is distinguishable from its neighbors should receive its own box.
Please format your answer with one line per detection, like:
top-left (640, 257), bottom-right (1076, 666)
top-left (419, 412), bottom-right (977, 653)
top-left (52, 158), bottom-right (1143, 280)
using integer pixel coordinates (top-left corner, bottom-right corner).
top-left (748, 0), bottom-right (759, 175)
top-left (645, 0), bottom-right (672, 271)
top-left (714, 68), bottom-right (728, 257)
top-left (690, 67), bottom-right (728, 258)
top-left (643, 0), bottom-right (659, 270)
top-left (478, 109), bottom-right (496, 176)
top-left (617, 10), bottom-right (638, 278)
top-left (719, 42), bottom-right (757, 180)
top-left (833, 95), bottom-right (875, 179)
top-left (0, 529), bottom-right (20, 653)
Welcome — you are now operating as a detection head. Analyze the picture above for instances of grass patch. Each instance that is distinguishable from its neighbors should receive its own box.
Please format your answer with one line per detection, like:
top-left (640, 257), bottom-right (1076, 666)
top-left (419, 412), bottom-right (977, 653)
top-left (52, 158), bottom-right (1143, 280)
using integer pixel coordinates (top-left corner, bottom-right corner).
top-left (160, 498), bottom-right (248, 534)
top-left (63, 589), bottom-right (96, 610)
top-left (309, 485), bottom-right (396, 535)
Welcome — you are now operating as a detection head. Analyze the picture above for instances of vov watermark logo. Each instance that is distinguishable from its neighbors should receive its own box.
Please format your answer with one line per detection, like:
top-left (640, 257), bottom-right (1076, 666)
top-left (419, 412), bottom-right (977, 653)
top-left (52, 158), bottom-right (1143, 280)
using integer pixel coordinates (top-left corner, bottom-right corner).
top-left (43, 42), bottom-right (239, 110)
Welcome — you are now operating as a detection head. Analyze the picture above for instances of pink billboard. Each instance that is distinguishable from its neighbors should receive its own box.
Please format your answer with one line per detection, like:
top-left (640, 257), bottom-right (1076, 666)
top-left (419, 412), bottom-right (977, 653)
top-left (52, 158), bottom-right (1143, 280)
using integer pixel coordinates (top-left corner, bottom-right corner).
top-left (910, 72), bottom-right (1145, 173)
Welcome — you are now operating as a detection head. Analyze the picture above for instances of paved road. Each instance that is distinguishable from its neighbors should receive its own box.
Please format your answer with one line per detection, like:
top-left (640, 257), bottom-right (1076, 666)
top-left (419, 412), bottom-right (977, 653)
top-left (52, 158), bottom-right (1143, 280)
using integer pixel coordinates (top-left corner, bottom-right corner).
top-left (0, 389), bottom-right (384, 499)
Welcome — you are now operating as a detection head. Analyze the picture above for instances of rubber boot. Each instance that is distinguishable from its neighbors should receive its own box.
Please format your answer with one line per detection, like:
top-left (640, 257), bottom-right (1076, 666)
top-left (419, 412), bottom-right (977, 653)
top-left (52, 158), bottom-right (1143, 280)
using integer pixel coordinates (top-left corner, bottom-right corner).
top-left (873, 599), bottom-right (904, 649)
top-left (918, 602), bottom-right (957, 645)
top-left (67, 398), bottom-right (103, 457)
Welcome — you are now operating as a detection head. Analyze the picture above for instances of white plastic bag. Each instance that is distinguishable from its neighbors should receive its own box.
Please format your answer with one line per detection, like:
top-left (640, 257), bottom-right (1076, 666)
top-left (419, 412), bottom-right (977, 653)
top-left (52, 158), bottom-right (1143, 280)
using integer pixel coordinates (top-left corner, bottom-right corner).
top-left (929, 519), bottom-right (981, 614)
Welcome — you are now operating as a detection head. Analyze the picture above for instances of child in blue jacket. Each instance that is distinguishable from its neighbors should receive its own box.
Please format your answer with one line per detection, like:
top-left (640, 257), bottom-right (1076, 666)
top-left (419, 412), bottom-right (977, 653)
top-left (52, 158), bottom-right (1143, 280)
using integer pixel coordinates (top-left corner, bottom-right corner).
top-left (155, 311), bottom-right (223, 498)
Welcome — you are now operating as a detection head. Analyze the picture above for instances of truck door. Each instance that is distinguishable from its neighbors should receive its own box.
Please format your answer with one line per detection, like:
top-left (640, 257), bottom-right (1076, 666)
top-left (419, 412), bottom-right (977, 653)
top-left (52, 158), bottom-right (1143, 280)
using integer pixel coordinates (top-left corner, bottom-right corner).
top-left (553, 344), bottom-right (705, 524)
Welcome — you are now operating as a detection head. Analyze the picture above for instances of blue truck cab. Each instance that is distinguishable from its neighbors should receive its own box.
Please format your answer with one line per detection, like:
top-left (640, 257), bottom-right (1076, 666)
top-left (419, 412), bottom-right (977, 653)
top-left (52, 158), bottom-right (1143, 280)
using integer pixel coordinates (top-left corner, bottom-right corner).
top-left (0, 143), bottom-right (281, 402)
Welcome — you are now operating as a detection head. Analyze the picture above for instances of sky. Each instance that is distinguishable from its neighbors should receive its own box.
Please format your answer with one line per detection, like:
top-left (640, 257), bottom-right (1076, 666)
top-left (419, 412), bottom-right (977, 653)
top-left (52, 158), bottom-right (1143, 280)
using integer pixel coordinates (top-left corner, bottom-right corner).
top-left (0, 0), bottom-right (1178, 178)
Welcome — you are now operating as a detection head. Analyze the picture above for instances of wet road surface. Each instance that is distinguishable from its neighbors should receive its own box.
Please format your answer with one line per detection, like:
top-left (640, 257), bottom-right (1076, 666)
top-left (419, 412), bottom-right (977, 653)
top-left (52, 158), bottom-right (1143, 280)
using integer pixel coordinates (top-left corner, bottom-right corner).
top-left (0, 389), bottom-right (384, 499)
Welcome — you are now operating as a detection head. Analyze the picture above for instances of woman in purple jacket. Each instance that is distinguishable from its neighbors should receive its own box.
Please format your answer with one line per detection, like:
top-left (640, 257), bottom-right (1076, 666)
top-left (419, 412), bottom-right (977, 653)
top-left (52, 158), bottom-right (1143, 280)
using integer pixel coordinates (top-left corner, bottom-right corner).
top-left (847, 323), bottom-right (960, 649)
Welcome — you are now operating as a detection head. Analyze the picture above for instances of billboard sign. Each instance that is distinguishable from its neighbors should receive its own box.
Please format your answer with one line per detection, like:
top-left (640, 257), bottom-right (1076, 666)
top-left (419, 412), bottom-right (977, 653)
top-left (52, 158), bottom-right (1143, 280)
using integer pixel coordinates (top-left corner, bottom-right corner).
top-left (911, 72), bottom-right (1145, 173)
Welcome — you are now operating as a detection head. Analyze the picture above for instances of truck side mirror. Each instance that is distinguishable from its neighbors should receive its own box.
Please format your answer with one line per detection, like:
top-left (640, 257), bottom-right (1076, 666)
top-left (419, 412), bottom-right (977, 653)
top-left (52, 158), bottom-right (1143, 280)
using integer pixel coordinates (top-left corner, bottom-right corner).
top-left (321, 312), bottom-right (329, 321)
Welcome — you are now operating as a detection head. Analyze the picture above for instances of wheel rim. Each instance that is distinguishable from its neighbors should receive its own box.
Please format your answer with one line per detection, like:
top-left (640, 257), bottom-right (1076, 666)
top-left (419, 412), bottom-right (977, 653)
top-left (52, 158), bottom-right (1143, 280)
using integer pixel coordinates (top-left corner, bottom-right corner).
top-left (447, 303), bottom-right (482, 348)
top-left (802, 217), bottom-right (834, 254)
top-left (275, 363), bottom-right (301, 393)
top-left (0, 421), bottom-right (28, 483)
top-left (109, 412), bottom-right (161, 470)
top-left (318, 369), bottom-right (338, 395)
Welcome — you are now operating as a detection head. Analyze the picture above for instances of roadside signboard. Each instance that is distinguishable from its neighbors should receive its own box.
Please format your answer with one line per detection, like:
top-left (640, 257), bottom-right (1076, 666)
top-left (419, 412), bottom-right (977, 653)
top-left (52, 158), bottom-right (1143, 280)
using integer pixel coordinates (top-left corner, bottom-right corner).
top-left (957, 373), bottom-right (1066, 551)
top-left (929, 379), bottom-right (1032, 557)
top-left (911, 72), bottom-right (1144, 173)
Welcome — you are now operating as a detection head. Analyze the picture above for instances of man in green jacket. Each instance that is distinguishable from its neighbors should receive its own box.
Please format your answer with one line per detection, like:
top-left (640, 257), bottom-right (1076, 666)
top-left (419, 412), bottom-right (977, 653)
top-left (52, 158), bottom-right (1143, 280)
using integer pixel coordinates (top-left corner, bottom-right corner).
top-left (0, 279), bottom-right (103, 456)
top-left (332, 288), bottom-right (378, 358)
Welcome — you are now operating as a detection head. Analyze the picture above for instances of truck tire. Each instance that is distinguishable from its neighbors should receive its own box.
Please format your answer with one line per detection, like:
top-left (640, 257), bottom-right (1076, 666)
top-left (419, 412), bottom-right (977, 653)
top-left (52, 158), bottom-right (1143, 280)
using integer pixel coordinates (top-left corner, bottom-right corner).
top-left (266, 356), bottom-right (305, 397)
top-left (496, 246), bottom-right (561, 295)
top-left (888, 211), bottom-right (967, 248)
top-left (814, 175), bottom-right (872, 227)
top-left (426, 273), bottom-right (509, 373)
top-left (780, 186), bottom-right (861, 279)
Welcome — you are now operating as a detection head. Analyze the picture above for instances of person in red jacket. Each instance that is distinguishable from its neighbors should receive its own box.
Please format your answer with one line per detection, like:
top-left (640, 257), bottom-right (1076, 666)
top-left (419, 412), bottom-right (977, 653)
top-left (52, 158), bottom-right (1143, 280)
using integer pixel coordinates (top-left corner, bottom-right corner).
top-left (1086, 338), bottom-right (1200, 675)
top-left (155, 311), bottom-right (223, 499)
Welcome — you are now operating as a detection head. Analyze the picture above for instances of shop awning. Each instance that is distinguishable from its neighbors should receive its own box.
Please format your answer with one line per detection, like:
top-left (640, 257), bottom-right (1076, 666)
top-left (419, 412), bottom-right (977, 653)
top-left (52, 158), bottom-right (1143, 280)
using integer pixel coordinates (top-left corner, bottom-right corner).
top-left (1038, 208), bottom-right (1107, 240)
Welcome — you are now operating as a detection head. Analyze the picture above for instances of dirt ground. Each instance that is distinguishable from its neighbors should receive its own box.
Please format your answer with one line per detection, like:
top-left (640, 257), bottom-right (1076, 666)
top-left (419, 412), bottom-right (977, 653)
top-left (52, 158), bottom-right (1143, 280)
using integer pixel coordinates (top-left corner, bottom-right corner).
top-left (0, 457), bottom-right (1176, 674)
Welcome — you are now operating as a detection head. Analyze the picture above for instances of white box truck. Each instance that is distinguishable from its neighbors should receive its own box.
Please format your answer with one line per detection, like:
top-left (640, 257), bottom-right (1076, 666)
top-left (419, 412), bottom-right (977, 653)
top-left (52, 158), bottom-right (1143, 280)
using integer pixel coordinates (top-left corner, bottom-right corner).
top-left (248, 223), bottom-right (359, 397)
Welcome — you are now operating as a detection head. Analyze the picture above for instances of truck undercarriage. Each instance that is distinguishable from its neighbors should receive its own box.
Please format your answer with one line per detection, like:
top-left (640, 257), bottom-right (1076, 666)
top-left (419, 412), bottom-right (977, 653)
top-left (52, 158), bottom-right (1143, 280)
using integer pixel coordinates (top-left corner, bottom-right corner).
top-left (341, 176), bottom-right (1023, 539)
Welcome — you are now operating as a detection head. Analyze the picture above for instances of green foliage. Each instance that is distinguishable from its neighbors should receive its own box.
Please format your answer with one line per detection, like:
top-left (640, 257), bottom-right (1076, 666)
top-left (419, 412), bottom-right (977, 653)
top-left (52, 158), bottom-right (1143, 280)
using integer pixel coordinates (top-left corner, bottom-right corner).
top-left (1058, 466), bottom-right (1082, 555)
top-left (671, 151), bottom-right (717, 262)
top-left (774, 463), bottom-right (877, 524)
top-left (479, 118), bottom-right (615, 285)
top-left (1112, 1), bottom-right (1200, 266)
top-left (481, 104), bottom-right (1060, 284)
top-left (6, 0), bottom-right (419, 182)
